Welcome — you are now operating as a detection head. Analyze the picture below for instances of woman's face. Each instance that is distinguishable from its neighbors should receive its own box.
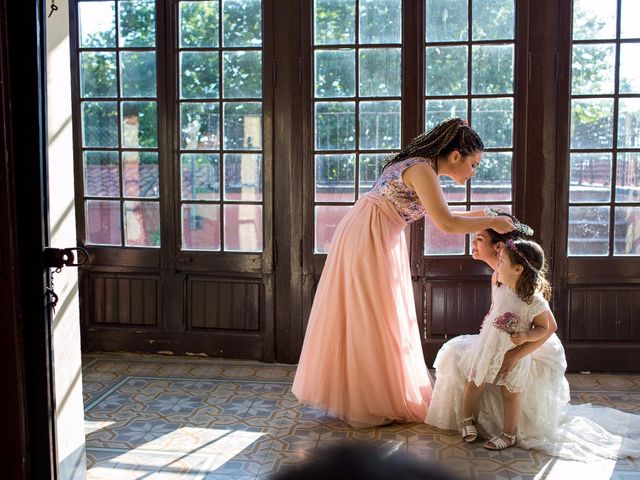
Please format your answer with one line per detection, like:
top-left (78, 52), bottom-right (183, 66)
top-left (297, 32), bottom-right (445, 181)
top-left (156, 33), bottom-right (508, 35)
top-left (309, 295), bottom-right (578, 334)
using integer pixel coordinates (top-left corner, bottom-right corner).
top-left (471, 231), bottom-right (502, 265)
top-left (450, 150), bottom-right (482, 185)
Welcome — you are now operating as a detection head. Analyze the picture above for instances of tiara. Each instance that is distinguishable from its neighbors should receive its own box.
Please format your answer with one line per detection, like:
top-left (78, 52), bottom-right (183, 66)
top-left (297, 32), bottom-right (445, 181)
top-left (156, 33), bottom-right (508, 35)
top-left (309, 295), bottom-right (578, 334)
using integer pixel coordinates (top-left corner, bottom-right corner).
top-left (483, 208), bottom-right (534, 236)
top-left (505, 239), bottom-right (540, 274)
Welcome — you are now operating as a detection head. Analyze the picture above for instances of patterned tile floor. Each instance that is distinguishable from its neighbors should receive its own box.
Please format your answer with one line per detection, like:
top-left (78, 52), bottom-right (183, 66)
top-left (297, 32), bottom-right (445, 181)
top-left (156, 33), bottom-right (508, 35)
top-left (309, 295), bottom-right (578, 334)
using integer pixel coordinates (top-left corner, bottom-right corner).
top-left (82, 353), bottom-right (640, 480)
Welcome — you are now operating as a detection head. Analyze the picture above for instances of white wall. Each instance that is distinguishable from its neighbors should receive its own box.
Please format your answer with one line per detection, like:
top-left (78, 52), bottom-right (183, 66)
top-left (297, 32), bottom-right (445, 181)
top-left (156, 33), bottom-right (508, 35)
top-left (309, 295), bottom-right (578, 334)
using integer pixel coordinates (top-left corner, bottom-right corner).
top-left (46, 2), bottom-right (87, 479)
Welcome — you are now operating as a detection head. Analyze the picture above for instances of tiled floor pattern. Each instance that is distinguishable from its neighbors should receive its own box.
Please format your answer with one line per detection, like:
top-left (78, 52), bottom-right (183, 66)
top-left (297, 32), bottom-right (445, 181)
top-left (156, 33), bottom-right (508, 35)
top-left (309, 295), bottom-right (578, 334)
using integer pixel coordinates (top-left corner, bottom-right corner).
top-left (82, 353), bottom-right (640, 480)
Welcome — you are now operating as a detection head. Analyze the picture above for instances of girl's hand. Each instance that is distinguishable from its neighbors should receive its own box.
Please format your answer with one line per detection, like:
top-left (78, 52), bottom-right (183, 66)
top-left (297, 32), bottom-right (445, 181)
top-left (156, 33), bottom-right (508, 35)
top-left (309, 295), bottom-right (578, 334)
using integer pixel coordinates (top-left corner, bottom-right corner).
top-left (510, 332), bottom-right (528, 345)
top-left (491, 216), bottom-right (515, 234)
top-left (499, 350), bottom-right (518, 375)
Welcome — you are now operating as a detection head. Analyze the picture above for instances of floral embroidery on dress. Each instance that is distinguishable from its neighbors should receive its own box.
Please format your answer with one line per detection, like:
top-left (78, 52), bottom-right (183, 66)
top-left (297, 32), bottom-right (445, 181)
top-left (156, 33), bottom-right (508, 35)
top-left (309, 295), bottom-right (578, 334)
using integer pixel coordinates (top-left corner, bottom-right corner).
top-left (369, 157), bottom-right (436, 223)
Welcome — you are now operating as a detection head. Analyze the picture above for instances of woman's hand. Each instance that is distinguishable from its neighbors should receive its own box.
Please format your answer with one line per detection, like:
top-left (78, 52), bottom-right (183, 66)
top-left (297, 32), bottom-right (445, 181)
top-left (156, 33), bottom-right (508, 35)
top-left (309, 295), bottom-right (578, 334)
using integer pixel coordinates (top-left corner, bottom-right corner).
top-left (510, 331), bottom-right (528, 345)
top-left (491, 216), bottom-right (515, 234)
top-left (499, 350), bottom-right (519, 375)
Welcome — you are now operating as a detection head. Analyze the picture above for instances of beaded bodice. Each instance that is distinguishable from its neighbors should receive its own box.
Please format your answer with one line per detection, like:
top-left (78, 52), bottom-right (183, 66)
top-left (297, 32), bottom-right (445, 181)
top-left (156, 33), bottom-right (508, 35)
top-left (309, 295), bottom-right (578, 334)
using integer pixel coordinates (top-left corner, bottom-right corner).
top-left (369, 157), bottom-right (436, 223)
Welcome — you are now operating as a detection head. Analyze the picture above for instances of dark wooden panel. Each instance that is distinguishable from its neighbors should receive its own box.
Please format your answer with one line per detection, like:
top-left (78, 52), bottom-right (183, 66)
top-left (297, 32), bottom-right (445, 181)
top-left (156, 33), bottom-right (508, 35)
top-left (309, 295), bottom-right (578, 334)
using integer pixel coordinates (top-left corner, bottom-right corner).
top-left (89, 273), bottom-right (159, 327)
top-left (568, 287), bottom-right (640, 341)
top-left (425, 282), bottom-right (492, 338)
top-left (187, 276), bottom-right (261, 331)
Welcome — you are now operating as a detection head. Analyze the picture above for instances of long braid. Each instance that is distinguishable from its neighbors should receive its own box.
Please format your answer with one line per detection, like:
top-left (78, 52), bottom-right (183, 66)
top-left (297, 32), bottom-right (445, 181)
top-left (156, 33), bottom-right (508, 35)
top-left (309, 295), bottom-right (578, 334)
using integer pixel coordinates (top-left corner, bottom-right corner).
top-left (383, 117), bottom-right (484, 171)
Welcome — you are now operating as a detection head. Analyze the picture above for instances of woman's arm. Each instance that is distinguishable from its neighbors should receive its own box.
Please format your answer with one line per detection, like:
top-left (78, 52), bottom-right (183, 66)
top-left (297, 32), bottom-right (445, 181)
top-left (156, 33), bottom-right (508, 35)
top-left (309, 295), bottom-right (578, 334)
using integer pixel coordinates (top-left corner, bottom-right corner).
top-left (452, 210), bottom-right (485, 218)
top-left (403, 163), bottom-right (514, 234)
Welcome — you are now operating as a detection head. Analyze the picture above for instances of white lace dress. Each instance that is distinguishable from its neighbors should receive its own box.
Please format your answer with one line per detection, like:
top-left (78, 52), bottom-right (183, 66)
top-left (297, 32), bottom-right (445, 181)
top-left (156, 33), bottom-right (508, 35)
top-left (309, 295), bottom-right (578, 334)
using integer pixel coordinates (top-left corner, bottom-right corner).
top-left (425, 284), bottom-right (640, 461)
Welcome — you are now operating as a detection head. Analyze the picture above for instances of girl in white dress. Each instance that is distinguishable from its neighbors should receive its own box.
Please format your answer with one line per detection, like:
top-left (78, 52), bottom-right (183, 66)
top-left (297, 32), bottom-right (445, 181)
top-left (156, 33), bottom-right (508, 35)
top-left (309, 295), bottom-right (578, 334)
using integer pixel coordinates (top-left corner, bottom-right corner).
top-left (458, 239), bottom-right (552, 450)
top-left (426, 220), bottom-right (640, 460)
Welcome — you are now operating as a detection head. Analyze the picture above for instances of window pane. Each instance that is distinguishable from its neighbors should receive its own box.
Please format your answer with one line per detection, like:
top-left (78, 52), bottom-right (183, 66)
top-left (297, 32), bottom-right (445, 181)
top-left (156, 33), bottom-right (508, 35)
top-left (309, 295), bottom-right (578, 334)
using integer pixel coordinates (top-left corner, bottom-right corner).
top-left (359, 48), bottom-right (401, 97)
top-left (425, 0), bottom-right (467, 42)
top-left (179, 1), bottom-right (219, 48)
top-left (315, 101), bottom-right (355, 150)
top-left (571, 44), bottom-right (615, 95)
top-left (440, 176), bottom-right (465, 202)
top-left (425, 99), bottom-right (467, 130)
top-left (79, 1), bottom-right (116, 48)
top-left (222, 0), bottom-right (262, 47)
top-left (123, 151), bottom-right (159, 198)
top-left (614, 207), bottom-right (640, 255)
top-left (616, 153), bottom-right (640, 203)
top-left (359, 101), bottom-right (401, 150)
top-left (81, 52), bottom-right (117, 98)
top-left (617, 98), bottom-right (640, 148)
top-left (223, 51), bottom-right (262, 98)
top-left (471, 152), bottom-right (512, 202)
top-left (619, 43), bottom-right (640, 94)
top-left (315, 205), bottom-right (351, 253)
top-left (181, 103), bottom-right (220, 150)
top-left (572, 0), bottom-right (616, 40)
top-left (118, 0), bottom-right (156, 48)
top-left (569, 153), bottom-right (612, 203)
top-left (182, 204), bottom-right (220, 250)
top-left (471, 97), bottom-right (513, 148)
top-left (472, 44), bottom-right (514, 95)
top-left (568, 206), bottom-right (610, 256)
top-left (124, 201), bottom-right (160, 247)
top-left (181, 153), bottom-right (220, 200)
top-left (472, 0), bottom-right (514, 41)
top-left (425, 205), bottom-right (465, 255)
top-left (570, 98), bottom-right (614, 149)
top-left (224, 204), bottom-right (263, 251)
top-left (86, 199), bottom-right (121, 245)
top-left (121, 51), bottom-right (157, 97)
top-left (223, 102), bottom-right (262, 149)
top-left (122, 101), bottom-right (158, 148)
top-left (425, 46), bottom-right (467, 96)
top-left (359, 0), bottom-right (401, 44)
top-left (314, 0), bottom-right (355, 45)
top-left (621, 0), bottom-right (640, 38)
top-left (180, 52), bottom-right (220, 99)
top-left (315, 154), bottom-right (356, 202)
top-left (315, 49), bottom-right (356, 98)
top-left (224, 153), bottom-right (263, 201)
top-left (84, 151), bottom-right (119, 197)
top-left (82, 101), bottom-right (118, 148)
top-left (359, 153), bottom-right (388, 195)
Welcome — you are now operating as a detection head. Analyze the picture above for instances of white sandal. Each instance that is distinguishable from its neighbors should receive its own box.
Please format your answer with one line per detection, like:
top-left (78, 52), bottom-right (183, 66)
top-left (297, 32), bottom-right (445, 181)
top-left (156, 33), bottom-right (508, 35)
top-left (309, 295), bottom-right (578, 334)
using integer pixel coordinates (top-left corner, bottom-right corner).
top-left (460, 416), bottom-right (477, 443)
top-left (484, 431), bottom-right (517, 450)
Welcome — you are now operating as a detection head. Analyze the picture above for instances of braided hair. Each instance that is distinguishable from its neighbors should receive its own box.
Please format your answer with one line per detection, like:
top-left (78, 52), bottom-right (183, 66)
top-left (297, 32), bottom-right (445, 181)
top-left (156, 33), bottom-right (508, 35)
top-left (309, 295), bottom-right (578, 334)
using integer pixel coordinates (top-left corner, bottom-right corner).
top-left (383, 117), bottom-right (484, 172)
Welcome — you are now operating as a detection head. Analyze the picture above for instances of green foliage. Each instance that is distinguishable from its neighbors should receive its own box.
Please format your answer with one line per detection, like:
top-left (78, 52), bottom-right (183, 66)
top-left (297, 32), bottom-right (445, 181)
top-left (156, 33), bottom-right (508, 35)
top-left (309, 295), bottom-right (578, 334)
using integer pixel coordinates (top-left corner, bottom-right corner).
top-left (223, 0), bottom-right (262, 47)
top-left (180, 1), bottom-right (219, 47)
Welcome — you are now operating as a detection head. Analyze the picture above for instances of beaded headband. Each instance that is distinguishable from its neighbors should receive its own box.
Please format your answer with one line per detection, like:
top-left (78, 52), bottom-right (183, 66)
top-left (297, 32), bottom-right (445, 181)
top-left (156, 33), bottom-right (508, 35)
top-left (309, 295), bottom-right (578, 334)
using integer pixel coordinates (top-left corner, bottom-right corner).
top-left (483, 207), bottom-right (534, 237)
top-left (505, 239), bottom-right (541, 274)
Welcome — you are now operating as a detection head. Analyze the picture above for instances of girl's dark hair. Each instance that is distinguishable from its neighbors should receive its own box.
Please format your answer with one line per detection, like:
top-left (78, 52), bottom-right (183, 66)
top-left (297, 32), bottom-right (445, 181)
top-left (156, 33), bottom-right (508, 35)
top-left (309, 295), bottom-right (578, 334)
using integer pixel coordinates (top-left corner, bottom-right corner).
top-left (383, 117), bottom-right (484, 171)
top-left (501, 239), bottom-right (552, 304)
top-left (485, 212), bottom-right (529, 245)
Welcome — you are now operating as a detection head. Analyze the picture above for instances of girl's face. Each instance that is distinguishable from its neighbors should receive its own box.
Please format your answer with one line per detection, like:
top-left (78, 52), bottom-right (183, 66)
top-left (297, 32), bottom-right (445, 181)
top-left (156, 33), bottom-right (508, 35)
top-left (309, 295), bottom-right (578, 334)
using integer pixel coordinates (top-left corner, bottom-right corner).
top-left (471, 231), bottom-right (502, 264)
top-left (449, 150), bottom-right (482, 185)
top-left (497, 248), bottom-right (523, 287)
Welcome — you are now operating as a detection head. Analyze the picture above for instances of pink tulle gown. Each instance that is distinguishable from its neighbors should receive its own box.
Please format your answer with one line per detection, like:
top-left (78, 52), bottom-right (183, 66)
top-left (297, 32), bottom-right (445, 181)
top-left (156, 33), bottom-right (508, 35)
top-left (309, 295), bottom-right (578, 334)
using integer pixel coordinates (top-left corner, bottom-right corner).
top-left (292, 157), bottom-right (434, 427)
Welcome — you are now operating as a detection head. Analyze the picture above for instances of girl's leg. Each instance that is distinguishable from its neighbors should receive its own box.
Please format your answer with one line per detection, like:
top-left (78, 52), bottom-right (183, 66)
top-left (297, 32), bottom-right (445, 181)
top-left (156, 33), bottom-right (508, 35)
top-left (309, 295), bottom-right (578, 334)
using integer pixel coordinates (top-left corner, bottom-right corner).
top-left (501, 386), bottom-right (520, 436)
top-left (485, 386), bottom-right (519, 449)
top-left (460, 381), bottom-right (485, 441)
top-left (462, 381), bottom-right (485, 419)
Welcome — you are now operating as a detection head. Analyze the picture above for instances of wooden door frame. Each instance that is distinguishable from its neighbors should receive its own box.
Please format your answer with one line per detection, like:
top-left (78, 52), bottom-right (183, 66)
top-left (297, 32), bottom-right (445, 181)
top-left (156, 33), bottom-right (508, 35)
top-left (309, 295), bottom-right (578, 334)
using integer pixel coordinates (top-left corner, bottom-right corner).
top-left (1, 0), bottom-right (58, 477)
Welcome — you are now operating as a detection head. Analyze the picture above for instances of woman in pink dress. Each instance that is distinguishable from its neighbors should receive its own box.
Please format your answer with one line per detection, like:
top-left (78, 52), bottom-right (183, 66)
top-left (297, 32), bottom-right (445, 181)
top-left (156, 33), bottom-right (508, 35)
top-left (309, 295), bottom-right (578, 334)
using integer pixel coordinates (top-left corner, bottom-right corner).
top-left (292, 118), bottom-right (516, 427)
